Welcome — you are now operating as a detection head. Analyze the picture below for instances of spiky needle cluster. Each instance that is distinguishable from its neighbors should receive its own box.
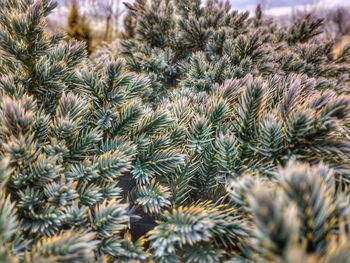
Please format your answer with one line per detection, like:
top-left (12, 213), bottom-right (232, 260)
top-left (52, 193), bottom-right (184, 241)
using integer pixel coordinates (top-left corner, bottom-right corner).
top-left (0, 0), bottom-right (350, 262)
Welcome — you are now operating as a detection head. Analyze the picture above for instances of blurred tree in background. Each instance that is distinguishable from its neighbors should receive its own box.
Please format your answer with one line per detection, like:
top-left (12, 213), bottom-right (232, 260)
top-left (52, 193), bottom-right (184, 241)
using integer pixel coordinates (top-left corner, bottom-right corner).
top-left (67, 0), bottom-right (92, 53)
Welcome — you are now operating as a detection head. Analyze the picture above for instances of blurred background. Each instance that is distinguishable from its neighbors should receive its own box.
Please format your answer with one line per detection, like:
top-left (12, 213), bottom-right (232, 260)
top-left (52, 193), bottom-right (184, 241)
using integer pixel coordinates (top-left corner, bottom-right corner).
top-left (47, 0), bottom-right (350, 53)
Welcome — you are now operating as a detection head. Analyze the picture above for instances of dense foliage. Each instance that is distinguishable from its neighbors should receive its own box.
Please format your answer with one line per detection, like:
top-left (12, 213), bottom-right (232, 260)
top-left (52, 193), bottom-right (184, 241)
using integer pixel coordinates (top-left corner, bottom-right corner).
top-left (0, 0), bottom-right (350, 262)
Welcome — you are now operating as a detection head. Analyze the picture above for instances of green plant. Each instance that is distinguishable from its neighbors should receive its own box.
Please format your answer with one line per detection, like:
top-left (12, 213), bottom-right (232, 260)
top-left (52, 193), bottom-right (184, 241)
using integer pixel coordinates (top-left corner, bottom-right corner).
top-left (1, 0), bottom-right (350, 262)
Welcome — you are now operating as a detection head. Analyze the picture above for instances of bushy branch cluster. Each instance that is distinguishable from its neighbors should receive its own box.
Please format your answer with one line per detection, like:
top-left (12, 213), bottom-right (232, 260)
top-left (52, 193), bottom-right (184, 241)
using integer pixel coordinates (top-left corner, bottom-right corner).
top-left (0, 0), bottom-right (350, 262)
top-left (122, 0), bottom-right (350, 99)
top-left (227, 161), bottom-right (350, 262)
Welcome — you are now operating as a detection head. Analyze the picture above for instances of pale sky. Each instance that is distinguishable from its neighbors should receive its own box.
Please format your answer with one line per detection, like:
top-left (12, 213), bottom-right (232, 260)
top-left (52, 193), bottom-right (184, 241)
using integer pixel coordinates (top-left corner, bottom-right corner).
top-left (230, 0), bottom-right (350, 16)
top-left (52, 0), bottom-right (350, 23)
